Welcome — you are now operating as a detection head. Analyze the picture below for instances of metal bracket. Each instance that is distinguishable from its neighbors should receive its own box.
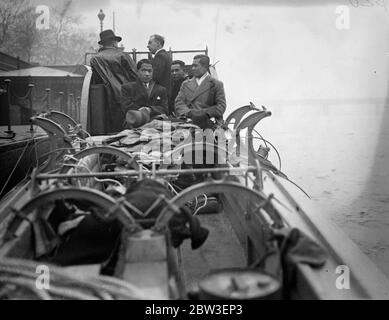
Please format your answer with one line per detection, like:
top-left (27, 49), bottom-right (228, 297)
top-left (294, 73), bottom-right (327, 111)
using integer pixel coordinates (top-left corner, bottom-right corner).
top-left (30, 116), bottom-right (75, 172)
top-left (12, 187), bottom-right (142, 232)
top-left (235, 110), bottom-right (271, 133)
top-left (234, 111), bottom-right (287, 179)
top-left (161, 141), bottom-right (231, 170)
top-left (60, 145), bottom-right (140, 174)
top-left (42, 110), bottom-right (90, 140)
top-left (154, 180), bottom-right (270, 229)
top-left (224, 102), bottom-right (259, 129)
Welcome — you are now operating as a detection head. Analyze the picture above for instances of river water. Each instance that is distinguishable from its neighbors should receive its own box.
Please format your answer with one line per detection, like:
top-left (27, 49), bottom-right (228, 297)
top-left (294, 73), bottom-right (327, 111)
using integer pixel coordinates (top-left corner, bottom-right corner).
top-left (247, 100), bottom-right (389, 278)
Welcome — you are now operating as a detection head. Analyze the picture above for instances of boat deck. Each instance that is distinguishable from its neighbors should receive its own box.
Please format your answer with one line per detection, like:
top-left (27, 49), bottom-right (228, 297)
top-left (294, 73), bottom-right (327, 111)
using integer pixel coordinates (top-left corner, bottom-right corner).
top-left (180, 212), bottom-right (246, 292)
top-left (0, 125), bottom-right (46, 149)
top-left (0, 125), bottom-right (49, 198)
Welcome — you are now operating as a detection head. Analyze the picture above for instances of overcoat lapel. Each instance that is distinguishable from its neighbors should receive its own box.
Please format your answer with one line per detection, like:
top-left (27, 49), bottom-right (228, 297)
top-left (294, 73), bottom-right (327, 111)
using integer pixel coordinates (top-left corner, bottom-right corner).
top-left (185, 78), bottom-right (198, 100)
top-left (190, 76), bottom-right (212, 102)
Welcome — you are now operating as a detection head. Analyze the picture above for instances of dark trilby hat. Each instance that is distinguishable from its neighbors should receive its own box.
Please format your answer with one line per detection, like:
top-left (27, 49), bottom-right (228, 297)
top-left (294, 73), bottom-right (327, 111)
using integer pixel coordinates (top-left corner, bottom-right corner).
top-left (98, 29), bottom-right (122, 45)
top-left (125, 107), bottom-right (151, 129)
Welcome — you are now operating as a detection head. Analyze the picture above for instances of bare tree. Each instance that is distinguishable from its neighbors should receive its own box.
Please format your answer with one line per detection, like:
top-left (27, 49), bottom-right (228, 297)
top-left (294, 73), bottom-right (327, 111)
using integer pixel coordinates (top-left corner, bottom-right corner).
top-left (0, 0), bottom-right (28, 45)
top-left (35, 0), bottom-right (97, 65)
top-left (52, 0), bottom-right (73, 64)
top-left (7, 6), bottom-right (38, 62)
top-left (0, 0), bottom-right (97, 66)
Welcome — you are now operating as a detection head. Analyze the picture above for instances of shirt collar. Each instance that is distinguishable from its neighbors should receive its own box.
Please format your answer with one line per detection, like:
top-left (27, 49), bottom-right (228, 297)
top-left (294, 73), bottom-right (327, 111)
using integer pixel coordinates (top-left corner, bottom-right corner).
top-left (143, 80), bottom-right (154, 88)
top-left (155, 48), bottom-right (164, 55)
top-left (195, 72), bottom-right (209, 86)
top-left (98, 45), bottom-right (116, 52)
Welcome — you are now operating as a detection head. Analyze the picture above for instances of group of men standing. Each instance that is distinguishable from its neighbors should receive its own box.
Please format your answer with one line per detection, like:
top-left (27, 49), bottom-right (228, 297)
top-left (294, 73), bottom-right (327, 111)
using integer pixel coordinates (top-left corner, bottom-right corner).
top-left (90, 29), bottom-right (226, 133)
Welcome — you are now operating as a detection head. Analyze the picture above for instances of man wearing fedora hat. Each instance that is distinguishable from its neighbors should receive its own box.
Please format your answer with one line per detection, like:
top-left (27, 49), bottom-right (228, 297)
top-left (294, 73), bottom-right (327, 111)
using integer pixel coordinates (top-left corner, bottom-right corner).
top-left (121, 59), bottom-right (168, 129)
top-left (90, 29), bottom-right (138, 133)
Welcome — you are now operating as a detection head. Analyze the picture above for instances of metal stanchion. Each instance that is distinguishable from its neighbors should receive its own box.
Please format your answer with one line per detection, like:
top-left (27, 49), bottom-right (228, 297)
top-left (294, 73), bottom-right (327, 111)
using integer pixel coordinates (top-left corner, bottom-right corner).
top-left (3, 79), bottom-right (14, 135)
top-left (68, 93), bottom-right (74, 119)
top-left (59, 92), bottom-right (64, 113)
top-left (45, 88), bottom-right (51, 111)
top-left (132, 48), bottom-right (137, 63)
top-left (76, 96), bottom-right (81, 122)
top-left (28, 84), bottom-right (35, 133)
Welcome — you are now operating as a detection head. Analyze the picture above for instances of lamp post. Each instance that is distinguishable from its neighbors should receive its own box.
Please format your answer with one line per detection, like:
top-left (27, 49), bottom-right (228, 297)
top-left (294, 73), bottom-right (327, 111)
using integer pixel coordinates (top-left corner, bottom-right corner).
top-left (97, 9), bottom-right (105, 32)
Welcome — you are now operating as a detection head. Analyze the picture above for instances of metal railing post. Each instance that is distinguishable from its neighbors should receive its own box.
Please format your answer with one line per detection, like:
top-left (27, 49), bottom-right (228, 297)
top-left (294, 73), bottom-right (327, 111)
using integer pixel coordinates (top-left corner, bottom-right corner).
top-left (45, 88), bottom-right (51, 111)
top-left (28, 83), bottom-right (34, 133)
top-left (3, 79), bottom-right (13, 134)
top-left (59, 92), bottom-right (64, 113)
top-left (76, 96), bottom-right (81, 122)
top-left (68, 93), bottom-right (74, 119)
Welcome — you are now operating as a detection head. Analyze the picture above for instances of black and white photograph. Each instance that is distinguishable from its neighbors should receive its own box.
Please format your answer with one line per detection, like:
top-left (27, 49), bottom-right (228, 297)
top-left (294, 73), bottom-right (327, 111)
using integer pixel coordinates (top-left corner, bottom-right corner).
top-left (0, 0), bottom-right (388, 305)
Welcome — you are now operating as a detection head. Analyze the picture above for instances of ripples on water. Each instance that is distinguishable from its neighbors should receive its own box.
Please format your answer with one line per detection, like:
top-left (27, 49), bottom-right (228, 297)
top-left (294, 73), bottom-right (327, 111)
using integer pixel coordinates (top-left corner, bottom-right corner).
top-left (246, 100), bottom-right (389, 277)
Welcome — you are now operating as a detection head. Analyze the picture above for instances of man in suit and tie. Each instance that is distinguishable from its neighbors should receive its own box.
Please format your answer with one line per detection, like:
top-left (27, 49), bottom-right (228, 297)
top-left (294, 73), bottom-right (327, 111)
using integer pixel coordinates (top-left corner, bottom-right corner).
top-left (147, 34), bottom-right (172, 94)
top-left (121, 59), bottom-right (168, 128)
top-left (175, 54), bottom-right (226, 129)
top-left (169, 60), bottom-right (188, 116)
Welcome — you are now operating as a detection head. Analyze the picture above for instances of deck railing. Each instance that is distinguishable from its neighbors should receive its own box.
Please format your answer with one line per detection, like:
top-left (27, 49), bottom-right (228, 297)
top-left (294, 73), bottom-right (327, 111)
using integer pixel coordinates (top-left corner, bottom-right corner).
top-left (0, 79), bottom-right (81, 136)
top-left (84, 47), bottom-right (208, 65)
